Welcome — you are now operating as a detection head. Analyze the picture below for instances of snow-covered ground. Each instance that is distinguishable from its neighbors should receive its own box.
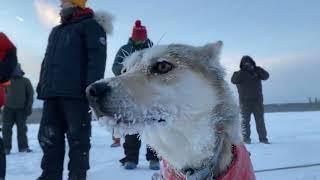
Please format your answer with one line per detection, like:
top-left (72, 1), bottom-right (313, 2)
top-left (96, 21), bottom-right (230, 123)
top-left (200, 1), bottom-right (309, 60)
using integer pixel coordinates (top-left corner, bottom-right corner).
top-left (5, 111), bottom-right (320, 180)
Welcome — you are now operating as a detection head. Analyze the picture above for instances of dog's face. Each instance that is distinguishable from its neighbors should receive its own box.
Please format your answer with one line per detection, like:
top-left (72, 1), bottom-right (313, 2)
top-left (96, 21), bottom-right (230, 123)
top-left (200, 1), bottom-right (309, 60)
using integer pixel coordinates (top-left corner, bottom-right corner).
top-left (87, 41), bottom-right (243, 170)
top-left (87, 41), bottom-right (227, 135)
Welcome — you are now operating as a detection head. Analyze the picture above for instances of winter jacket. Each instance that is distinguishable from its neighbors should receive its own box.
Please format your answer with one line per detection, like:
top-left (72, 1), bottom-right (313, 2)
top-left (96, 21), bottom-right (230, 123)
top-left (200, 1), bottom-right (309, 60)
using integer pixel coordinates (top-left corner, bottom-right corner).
top-left (0, 84), bottom-right (5, 108)
top-left (159, 145), bottom-right (256, 180)
top-left (4, 76), bottom-right (34, 115)
top-left (231, 58), bottom-right (269, 103)
top-left (0, 32), bottom-right (17, 83)
top-left (37, 8), bottom-right (112, 99)
top-left (112, 38), bottom-right (153, 76)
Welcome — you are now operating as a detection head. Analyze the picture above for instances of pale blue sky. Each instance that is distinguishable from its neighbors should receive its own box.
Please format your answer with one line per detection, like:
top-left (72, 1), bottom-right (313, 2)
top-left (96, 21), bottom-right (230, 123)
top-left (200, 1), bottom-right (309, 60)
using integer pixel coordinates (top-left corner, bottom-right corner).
top-left (1, 0), bottom-right (320, 104)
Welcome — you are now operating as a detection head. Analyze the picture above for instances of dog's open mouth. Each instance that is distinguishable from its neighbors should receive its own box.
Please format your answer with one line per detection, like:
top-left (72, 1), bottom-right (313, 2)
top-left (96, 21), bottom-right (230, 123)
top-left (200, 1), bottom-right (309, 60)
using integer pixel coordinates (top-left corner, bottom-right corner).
top-left (91, 107), bottom-right (167, 129)
top-left (90, 105), bottom-right (167, 124)
top-left (89, 102), bottom-right (170, 137)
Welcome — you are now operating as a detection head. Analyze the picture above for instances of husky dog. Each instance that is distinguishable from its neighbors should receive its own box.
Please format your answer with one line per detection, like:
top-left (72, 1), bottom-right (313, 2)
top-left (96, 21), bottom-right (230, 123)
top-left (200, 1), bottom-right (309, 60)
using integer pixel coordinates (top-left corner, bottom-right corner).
top-left (87, 41), bottom-right (254, 180)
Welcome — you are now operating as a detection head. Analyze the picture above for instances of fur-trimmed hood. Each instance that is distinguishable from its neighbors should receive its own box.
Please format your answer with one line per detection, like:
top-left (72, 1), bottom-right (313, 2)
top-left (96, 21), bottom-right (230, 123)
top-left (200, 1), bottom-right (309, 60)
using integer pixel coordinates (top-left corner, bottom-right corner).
top-left (61, 8), bottom-right (114, 35)
top-left (94, 10), bottom-right (114, 35)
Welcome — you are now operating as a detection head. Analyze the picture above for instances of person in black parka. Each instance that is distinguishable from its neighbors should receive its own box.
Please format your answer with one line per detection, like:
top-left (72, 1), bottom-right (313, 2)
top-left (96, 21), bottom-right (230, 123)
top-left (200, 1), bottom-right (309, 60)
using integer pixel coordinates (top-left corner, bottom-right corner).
top-left (112, 20), bottom-right (160, 171)
top-left (36, 0), bottom-right (111, 179)
top-left (231, 55), bottom-right (270, 144)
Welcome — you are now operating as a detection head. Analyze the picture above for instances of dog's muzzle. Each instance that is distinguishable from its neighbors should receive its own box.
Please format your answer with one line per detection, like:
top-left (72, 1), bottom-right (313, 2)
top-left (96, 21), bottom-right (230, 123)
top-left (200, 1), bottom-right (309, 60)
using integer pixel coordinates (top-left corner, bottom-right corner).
top-left (86, 82), bottom-right (168, 126)
top-left (86, 82), bottom-right (111, 117)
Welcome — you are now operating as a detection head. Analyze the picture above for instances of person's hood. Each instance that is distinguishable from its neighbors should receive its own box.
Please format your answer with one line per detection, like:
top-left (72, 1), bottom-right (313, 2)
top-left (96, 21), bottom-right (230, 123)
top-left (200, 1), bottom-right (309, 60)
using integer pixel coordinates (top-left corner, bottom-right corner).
top-left (12, 63), bottom-right (25, 78)
top-left (240, 56), bottom-right (256, 69)
top-left (60, 7), bottom-right (93, 24)
top-left (61, 8), bottom-right (114, 35)
top-left (0, 32), bottom-right (16, 61)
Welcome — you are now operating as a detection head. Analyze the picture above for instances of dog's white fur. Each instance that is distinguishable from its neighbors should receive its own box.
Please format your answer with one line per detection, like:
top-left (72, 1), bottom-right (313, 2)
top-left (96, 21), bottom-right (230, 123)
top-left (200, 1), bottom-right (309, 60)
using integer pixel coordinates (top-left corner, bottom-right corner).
top-left (89, 41), bottom-right (242, 178)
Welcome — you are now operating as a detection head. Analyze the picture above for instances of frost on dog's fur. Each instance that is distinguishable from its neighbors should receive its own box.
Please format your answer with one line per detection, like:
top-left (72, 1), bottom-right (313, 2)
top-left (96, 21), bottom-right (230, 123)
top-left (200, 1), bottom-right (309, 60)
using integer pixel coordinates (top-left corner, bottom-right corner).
top-left (89, 41), bottom-right (242, 175)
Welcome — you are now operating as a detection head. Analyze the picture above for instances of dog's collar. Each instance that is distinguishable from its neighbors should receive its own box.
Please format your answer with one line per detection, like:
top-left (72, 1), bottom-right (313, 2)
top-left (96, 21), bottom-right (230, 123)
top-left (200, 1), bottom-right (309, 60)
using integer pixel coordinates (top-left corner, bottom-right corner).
top-left (182, 145), bottom-right (235, 180)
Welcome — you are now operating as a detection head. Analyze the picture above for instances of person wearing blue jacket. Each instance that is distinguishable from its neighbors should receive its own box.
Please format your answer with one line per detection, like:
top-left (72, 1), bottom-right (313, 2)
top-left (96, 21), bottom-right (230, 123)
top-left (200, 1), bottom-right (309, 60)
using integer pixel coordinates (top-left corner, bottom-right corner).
top-left (112, 20), bottom-right (159, 171)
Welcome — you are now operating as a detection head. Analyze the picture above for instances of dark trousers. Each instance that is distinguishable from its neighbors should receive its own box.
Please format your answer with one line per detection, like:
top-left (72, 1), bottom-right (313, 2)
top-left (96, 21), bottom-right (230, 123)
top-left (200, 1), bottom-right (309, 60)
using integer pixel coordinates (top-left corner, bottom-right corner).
top-left (0, 137), bottom-right (5, 178)
top-left (38, 98), bottom-right (91, 180)
top-left (120, 134), bottom-right (159, 165)
top-left (240, 101), bottom-right (268, 142)
top-left (2, 107), bottom-right (29, 151)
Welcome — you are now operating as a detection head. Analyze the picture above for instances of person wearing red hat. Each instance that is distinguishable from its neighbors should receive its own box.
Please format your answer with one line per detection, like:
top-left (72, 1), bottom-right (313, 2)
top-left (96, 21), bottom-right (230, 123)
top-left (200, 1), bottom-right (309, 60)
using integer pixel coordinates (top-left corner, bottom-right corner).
top-left (111, 20), bottom-right (151, 148)
top-left (112, 20), bottom-right (153, 75)
top-left (112, 20), bottom-right (160, 171)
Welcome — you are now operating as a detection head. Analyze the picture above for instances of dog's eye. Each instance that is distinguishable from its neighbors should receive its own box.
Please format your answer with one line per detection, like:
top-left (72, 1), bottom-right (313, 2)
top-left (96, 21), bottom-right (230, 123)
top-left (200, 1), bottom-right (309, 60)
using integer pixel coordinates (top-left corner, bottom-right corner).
top-left (121, 68), bottom-right (127, 74)
top-left (151, 61), bottom-right (173, 74)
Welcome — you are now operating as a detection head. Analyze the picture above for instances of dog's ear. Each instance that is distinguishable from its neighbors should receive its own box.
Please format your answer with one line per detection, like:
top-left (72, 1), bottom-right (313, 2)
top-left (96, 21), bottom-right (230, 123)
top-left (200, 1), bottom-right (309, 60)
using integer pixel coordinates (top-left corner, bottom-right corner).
top-left (201, 41), bottom-right (223, 62)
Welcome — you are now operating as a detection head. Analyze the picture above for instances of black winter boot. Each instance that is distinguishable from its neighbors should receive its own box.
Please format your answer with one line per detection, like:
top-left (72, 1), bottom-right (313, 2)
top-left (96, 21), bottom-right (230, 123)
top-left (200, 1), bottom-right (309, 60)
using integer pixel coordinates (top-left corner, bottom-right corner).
top-left (68, 172), bottom-right (86, 180)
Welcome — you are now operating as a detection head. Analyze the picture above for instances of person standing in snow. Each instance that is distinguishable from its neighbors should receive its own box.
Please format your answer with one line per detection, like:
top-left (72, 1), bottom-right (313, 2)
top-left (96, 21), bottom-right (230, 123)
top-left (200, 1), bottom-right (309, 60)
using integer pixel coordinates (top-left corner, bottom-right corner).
top-left (112, 20), bottom-right (160, 170)
top-left (36, 0), bottom-right (112, 179)
top-left (2, 64), bottom-right (34, 155)
top-left (231, 55), bottom-right (270, 144)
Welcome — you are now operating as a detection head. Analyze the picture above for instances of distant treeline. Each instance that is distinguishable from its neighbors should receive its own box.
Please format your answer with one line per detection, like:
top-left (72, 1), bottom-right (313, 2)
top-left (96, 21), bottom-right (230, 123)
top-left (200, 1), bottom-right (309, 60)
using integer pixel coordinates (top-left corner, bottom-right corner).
top-left (265, 102), bottom-right (320, 113)
top-left (2, 103), bottom-right (320, 125)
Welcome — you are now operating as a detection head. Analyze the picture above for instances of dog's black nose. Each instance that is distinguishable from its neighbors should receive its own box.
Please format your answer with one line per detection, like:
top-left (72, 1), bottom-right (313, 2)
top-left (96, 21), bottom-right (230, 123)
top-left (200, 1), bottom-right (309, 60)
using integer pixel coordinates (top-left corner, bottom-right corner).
top-left (87, 82), bottom-right (111, 98)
